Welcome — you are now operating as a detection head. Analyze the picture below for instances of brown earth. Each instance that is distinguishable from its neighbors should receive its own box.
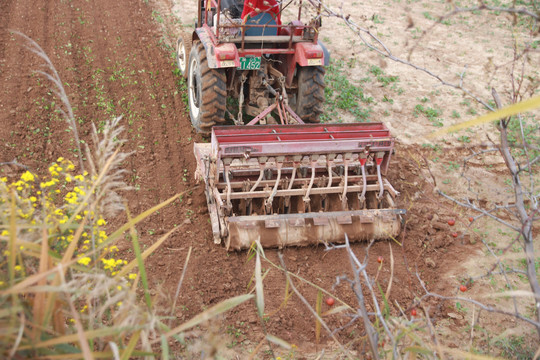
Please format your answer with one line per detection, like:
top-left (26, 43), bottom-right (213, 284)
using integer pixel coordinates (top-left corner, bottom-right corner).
top-left (0, 0), bottom-right (534, 357)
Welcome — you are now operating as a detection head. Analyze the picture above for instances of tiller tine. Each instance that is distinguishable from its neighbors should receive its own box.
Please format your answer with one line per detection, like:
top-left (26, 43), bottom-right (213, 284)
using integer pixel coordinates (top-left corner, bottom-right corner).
top-left (194, 123), bottom-right (406, 250)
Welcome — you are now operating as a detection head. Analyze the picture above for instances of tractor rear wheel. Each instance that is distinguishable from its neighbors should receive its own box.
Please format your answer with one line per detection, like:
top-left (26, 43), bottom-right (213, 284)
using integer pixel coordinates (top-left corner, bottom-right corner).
top-left (176, 33), bottom-right (191, 79)
top-left (295, 66), bottom-right (325, 123)
top-left (187, 42), bottom-right (227, 134)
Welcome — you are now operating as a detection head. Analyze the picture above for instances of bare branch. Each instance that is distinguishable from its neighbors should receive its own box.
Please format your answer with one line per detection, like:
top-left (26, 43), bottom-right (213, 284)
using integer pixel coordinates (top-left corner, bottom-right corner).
top-left (307, 0), bottom-right (496, 110)
top-left (416, 272), bottom-right (540, 330)
top-left (437, 190), bottom-right (521, 232)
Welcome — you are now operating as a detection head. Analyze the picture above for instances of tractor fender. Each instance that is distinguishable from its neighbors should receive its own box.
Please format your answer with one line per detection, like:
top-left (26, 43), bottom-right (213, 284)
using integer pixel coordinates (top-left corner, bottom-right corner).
top-left (318, 41), bottom-right (331, 66)
top-left (293, 42), bottom-right (327, 67)
top-left (194, 28), bottom-right (240, 69)
top-left (286, 41), bottom-right (329, 85)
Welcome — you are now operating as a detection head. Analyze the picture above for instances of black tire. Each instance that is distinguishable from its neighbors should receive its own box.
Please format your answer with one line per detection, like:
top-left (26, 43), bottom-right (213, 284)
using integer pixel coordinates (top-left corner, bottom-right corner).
top-left (187, 42), bottom-right (227, 134)
top-left (295, 66), bottom-right (325, 123)
top-left (176, 33), bottom-right (191, 79)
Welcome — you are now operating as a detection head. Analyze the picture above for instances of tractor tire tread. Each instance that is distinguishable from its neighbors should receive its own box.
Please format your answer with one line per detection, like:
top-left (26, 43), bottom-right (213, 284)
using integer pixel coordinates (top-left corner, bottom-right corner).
top-left (295, 66), bottom-right (325, 123)
top-left (189, 42), bottom-right (227, 133)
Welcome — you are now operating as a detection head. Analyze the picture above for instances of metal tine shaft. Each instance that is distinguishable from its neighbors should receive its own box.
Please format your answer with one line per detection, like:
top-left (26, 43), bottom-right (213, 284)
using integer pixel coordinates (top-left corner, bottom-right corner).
top-left (326, 153), bottom-right (336, 188)
top-left (265, 157), bottom-right (284, 213)
top-left (303, 155), bottom-right (318, 205)
top-left (287, 164), bottom-right (297, 190)
top-left (358, 152), bottom-right (368, 209)
top-left (250, 157), bottom-right (267, 192)
top-left (375, 152), bottom-right (385, 205)
top-left (222, 160), bottom-right (233, 214)
top-left (358, 163), bottom-right (367, 208)
top-left (340, 153), bottom-right (353, 210)
top-left (376, 163), bottom-right (384, 199)
top-left (284, 158), bottom-right (300, 210)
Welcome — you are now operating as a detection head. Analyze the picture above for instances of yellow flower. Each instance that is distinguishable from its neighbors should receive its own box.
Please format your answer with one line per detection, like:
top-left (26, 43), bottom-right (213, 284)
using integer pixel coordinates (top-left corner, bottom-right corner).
top-left (116, 301), bottom-right (123, 307)
top-left (97, 218), bottom-right (107, 226)
top-left (101, 258), bottom-right (117, 270)
top-left (109, 246), bottom-right (118, 253)
top-left (98, 230), bottom-right (108, 240)
top-left (77, 257), bottom-right (92, 266)
top-left (1, 230), bottom-right (8, 236)
top-left (29, 196), bottom-right (37, 202)
top-left (14, 265), bottom-right (22, 272)
top-left (65, 175), bottom-right (72, 182)
top-left (0, 177), bottom-right (7, 182)
top-left (57, 157), bottom-right (65, 162)
top-left (128, 273), bottom-right (137, 280)
top-left (21, 171), bottom-right (35, 182)
top-left (40, 180), bottom-right (55, 189)
top-left (74, 186), bottom-right (83, 194)
top-left (117, 285), bottom-right (122, 291)
top-left (80, 305), bottom-right (88, 313)
top-left (65, 192), bottom-right (78, 204)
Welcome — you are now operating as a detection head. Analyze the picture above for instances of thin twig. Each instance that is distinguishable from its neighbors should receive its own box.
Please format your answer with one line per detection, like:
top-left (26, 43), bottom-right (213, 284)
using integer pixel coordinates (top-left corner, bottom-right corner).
top-left (277, 253), bottom-right (352, 359)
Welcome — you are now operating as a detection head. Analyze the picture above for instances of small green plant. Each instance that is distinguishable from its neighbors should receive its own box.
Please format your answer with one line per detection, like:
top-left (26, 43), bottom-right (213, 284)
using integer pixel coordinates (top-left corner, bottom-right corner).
top-left (445, 161), bottom-right (460, 172)
top-left (322, 59), bottom-right (373, 122)
top-left (372, 14), bottom-right (384, 24)
top-left (382, 95), bottom-right (394, 104)
top-left (369, 65), bottom-right (399, 86)
top-left (494, 335), bottom-right (535, 360)
top-left (423, 12), bottom-right (434, 20)
top-left (414, 104), bottom-right (444, 126)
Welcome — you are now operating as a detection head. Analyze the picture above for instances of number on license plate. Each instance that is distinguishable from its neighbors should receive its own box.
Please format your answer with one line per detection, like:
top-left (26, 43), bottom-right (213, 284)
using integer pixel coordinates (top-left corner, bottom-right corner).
top-left (238, 57), bottom-right (261, 70)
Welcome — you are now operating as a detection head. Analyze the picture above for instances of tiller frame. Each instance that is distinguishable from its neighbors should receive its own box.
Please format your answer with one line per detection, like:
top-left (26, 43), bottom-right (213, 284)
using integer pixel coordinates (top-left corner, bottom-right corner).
top-left (194, 106), bottom-right (406, 250)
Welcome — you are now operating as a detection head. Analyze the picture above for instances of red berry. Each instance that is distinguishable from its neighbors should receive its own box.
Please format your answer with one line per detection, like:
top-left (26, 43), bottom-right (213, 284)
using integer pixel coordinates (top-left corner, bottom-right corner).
top-left (460, 285), bottom-right (467, 292)
top-left (469, 217), bottom-right (474, 222)
top-left (411, 308), bottom-right (417, 317)
top-left (377, 256), bottom-right (384, 264)
top-left (448, 219), bottom-right (456, 226)
top-left (326, 297), bottom-right (335, 306)
top-left (451, 232), bottom-right (458, 238)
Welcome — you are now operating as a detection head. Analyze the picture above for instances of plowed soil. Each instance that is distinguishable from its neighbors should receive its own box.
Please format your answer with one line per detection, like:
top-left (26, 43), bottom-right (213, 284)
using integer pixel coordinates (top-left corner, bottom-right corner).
top-left (0, 0), bottom-right (508, 356)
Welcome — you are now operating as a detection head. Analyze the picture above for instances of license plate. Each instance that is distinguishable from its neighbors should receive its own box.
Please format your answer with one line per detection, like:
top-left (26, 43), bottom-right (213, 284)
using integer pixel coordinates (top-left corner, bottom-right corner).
top-left (220, 60), bottom-right (236, 67)
top-left (238, 56), bottom-right (261, 70)
top-left (307, 58), bottom-right (323, 66)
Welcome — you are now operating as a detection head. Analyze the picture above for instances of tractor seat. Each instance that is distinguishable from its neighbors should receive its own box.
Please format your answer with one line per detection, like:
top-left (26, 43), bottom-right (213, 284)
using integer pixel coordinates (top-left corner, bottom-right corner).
top-left (243, 12), bottom-right (278, 37)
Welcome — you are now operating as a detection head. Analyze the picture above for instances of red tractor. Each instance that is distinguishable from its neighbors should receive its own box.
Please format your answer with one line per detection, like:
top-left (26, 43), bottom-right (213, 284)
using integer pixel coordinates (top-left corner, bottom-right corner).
top-left (176, 0), bottom-right (405, 250)
top-left (176, 0), bottom-right (329, 133)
